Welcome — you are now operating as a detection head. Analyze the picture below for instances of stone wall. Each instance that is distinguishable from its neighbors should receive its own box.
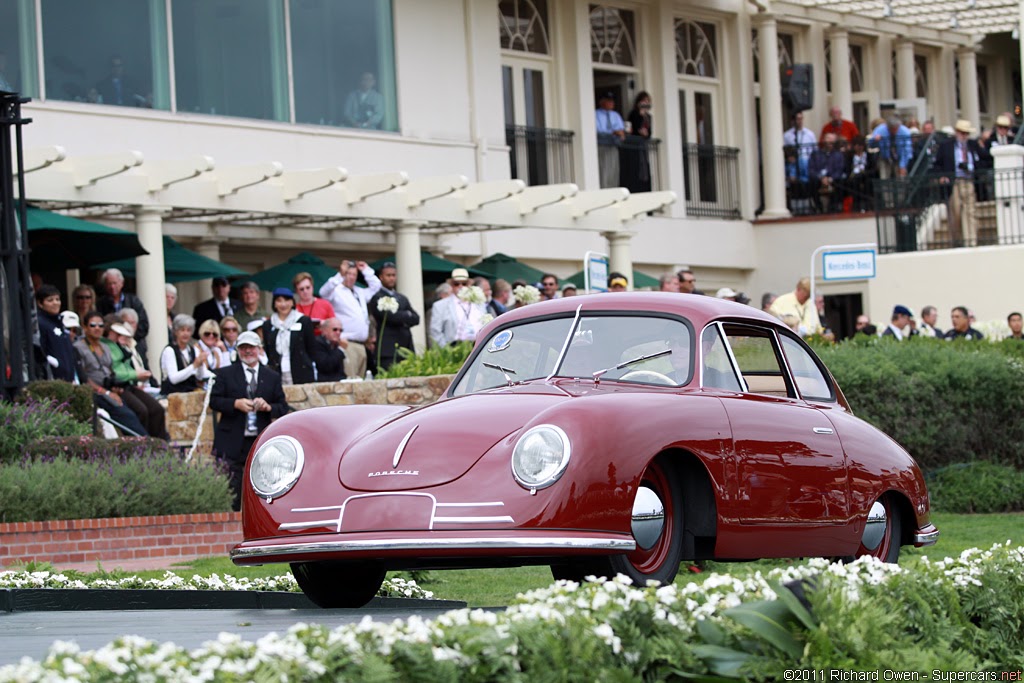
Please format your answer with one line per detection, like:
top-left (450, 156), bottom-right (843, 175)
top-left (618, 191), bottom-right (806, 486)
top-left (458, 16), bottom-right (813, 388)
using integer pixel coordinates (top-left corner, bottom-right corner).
top-left (166, 375), bottom-right (456, 455)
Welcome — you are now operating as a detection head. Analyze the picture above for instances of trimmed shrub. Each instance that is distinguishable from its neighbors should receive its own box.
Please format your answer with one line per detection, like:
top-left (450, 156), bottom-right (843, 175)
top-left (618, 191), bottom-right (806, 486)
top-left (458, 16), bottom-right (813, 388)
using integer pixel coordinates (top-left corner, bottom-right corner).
top-left (378, 341), bottom-right (472, 378)
top-left (928, 462), bottom-right (1024, 513)
top-left (816, 336), bottom-right (1024, 471)
top-left (0, 398), bottom-right (91, 465)
top-left (0, 440), bottom-right (232, 523)
top-left (23, 435), bottom-right (171, 461)
top-left (18, 380), bottom-right (95, 424)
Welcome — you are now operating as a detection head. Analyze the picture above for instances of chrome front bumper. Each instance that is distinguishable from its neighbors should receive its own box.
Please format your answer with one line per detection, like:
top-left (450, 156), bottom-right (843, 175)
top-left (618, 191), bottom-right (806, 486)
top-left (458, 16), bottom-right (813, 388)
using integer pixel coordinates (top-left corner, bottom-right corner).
top-left (913, 523), bottom-right (939, 547)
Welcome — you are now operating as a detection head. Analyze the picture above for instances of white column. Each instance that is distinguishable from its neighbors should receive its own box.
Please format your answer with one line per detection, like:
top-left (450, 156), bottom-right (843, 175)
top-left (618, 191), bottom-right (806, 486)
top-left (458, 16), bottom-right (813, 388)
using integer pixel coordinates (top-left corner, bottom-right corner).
top-left (394, 222), bottom-right (426, 353)
top-left (895, 40), bottom-right (916, 100)
top-left (991, 145), bottom-right (1024, 243)
top-left (603, 230), bottom-right (635, 290)
top-left (828, 28), bottom-right (853, 120)
top-left (654, 0), bottom-right (686, 217)
top-left (133, 206), bottom-right (169, 375)
top-left (755, 14), bottom-right (790, 218)
top-left (957, 48), bottom-right (981, 128)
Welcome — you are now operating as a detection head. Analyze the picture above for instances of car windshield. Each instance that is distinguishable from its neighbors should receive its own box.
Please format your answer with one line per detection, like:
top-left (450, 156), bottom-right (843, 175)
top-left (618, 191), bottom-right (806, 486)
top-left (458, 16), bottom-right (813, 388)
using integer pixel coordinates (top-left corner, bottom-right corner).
top-left (451, 314), bottom-right (693, 395)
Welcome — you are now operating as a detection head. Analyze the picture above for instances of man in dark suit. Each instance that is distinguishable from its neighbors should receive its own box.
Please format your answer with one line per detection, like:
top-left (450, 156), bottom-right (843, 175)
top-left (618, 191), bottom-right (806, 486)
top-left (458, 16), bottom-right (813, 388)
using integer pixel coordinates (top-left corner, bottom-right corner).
top-left (934, 119), bottom-right (990, 247)
top-left (97, 267), bottom-right (150, 360)
top-left (367, 262), bottom-right (420, 371)
top-left (312, 317), bottom-right (347, 381)
top-left (193, 277), bottom-right (242, 336)
top-left (210, 331), bottom-right (289, 511)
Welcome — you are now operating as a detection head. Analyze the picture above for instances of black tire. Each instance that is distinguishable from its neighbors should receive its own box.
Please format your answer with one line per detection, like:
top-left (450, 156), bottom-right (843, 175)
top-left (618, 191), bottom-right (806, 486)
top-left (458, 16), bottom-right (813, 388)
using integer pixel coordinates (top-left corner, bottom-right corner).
top-left (550, 559), bottom-right (598, 583)
top-left (848, 495), bottom-right (902, 564)
top-left (589, 456), bottom-right (684, 585)
top-left (290, 561), bottom-right (386, 608)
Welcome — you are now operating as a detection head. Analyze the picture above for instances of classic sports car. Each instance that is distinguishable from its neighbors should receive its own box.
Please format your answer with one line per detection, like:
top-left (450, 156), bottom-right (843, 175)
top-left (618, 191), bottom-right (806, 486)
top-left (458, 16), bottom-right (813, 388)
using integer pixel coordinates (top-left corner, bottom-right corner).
top-left (231, 293), bottom-right (938, 607)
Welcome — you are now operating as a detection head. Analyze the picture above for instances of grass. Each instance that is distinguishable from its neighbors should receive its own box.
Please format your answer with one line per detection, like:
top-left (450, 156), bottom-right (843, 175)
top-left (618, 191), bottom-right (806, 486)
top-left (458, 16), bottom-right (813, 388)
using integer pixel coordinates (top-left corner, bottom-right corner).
top-left (20, 511), bottom-right (1022, 608)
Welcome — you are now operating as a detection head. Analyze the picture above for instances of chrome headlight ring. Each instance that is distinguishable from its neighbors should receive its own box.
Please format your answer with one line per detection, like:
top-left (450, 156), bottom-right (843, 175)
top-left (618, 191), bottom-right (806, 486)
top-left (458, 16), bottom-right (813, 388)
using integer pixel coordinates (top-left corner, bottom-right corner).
top-left (511, 425), bottom-right (571, 491)
top-left (249, 435), bottom-right (305, 501)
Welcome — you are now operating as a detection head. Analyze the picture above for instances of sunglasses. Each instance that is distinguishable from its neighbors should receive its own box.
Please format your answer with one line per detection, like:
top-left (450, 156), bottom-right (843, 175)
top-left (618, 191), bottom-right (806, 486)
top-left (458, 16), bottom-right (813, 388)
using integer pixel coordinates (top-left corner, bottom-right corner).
top-left (328, 327), bottom-right (342, 331)
top-left (88, 322), bottom-right (104, 328)
top-left (221, 327), bottom-right (239, 333)
top-left (75, 295), bottom-right (94, 300)
top-left (202, 332), bottom-right (219, 338)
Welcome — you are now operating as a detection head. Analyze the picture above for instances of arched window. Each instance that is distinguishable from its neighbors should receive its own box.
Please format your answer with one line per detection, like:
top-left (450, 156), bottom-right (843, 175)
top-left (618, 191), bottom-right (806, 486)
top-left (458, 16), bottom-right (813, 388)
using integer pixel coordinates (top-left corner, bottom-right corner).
top-left (824, 41), bottom-right (863, 94)
top-left (589, 5), bottom-right (636, 66)
top-left (499, 0), bottom-right (549, 54)
top-left (675, 19), bottom-right (718, 78)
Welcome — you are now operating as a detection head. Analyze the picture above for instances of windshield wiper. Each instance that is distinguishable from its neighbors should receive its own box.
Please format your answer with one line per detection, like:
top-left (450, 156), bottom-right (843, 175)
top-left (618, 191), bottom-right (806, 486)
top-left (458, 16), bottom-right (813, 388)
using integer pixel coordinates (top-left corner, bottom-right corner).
top-left (483, 362), bottom-right (518, 386)
top-left (592, 349), bottom-right (671, 384)
top-left (546, 304), bottom-right (583, 382)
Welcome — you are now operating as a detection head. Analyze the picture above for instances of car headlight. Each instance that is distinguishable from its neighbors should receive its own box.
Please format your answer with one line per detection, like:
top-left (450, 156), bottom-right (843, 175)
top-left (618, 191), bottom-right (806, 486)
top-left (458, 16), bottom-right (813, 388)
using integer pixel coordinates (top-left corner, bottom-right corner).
top-left (511, 425), bottom-right (571, 490)
top-left (250, 435), bottom-right (304, 500)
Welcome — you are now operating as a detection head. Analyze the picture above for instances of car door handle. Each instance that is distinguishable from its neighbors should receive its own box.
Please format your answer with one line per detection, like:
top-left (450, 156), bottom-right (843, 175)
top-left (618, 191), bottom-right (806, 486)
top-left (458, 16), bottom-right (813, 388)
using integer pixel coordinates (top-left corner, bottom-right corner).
top-left (812, 427), bottom-right (835, 435)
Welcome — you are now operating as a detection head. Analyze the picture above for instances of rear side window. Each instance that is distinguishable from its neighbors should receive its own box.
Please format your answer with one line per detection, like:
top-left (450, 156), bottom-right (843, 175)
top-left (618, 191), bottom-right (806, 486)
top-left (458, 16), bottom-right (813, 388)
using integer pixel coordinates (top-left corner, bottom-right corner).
top-left (721, 325), bottom-right (793, 398)
top-left (779, 334), bottom-right (835, 402)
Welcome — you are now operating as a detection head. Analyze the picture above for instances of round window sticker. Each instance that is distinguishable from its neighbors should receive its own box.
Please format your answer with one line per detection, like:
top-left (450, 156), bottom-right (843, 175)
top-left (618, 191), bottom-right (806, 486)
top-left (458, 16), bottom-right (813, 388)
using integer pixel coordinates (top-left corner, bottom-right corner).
top-left (487, 329), bottom-right (513, 352)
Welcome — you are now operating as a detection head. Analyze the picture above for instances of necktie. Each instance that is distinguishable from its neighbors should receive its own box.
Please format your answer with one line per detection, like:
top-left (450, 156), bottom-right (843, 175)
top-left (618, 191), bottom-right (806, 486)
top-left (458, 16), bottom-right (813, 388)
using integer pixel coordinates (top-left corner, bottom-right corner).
top-left (247, 367), bottom-right (257, 399)
top-left (221, 301), bottom-right (232, 316)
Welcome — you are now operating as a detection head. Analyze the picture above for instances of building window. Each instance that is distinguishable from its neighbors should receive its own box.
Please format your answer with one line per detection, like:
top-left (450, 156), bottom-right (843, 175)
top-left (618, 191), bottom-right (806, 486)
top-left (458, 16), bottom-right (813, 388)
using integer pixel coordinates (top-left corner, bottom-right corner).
top-left (914, 53), bottom-right (928, 99)
top-left (172, 0), bottom-right (288, 121)
top-left (824, 41), bottom-right (863, 94)
top-left (977, 63), bottom-right (989, 115)
top-left (40, 0), bottom-right (170, 108)
top-left (290, 0), bottom-right (398, 131)
top-left (0, 0), bottom-right (39, 96)
top-left (500, 0), bottom-right (550, 54)
top-left (589, 5), bottom-right (636, 66)
top-left (751, 31), bottom-right (793, 82)
top-left (675, 20), bottom-right (717, 78)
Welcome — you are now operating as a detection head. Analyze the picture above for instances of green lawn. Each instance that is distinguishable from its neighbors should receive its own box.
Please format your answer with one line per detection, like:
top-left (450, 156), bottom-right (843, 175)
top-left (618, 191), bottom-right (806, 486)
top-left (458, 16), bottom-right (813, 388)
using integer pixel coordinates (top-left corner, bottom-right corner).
top-left (58, 511), bottom-right (1022, 608)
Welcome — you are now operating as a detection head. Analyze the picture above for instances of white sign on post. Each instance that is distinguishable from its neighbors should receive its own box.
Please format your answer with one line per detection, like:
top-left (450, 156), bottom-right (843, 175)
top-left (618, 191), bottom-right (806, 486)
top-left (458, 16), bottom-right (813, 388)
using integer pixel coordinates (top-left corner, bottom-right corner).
top-left (585, 251), bottom-right (608, 293)
top-left (822, 249), bottom-right (877, 281)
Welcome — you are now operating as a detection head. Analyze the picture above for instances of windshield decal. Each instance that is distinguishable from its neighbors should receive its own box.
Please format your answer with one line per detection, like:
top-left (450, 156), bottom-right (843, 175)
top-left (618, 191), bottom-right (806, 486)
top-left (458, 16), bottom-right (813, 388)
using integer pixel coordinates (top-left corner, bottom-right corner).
top-left (487, 329), bottom-right (514, 352)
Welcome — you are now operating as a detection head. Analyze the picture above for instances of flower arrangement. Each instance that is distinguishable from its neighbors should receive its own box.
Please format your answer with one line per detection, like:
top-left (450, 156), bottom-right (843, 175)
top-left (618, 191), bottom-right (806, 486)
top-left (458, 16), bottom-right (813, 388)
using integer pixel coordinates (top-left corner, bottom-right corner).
top-left (6, 543), bottom-right (1023, 679)
top-left (457, 285), bottom-right (486, 305)
top-left (376, 296), bottom-right (399, 315)
top-left (513, 284), bottom-right (540, 306)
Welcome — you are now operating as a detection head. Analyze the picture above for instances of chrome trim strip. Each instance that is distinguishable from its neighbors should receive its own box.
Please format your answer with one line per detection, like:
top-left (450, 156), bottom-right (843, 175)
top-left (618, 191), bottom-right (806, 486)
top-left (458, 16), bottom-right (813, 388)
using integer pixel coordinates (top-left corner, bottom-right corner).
top-left (232, 535), bottom-right (636, 560)
top-left (282, 494), bottom-right (513, 533)
top-left (433, 516), bottom-right (515, 524)
top-left (392, 425), bottom-right (418, 468)
top-left (812, 427), bottom-right (835, 434)
top-left (913, 526), bottom-right (939, 546)
top-left (435, 501), bottom-right (505, 508)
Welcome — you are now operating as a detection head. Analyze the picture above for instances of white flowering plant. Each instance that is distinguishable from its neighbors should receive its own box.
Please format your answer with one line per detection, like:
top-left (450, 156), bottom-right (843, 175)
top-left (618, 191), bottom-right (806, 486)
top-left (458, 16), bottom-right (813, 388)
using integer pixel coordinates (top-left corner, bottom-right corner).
top-left (376, 296), bottom-right (399, 315)
top-left (457, 285), bottom-right (486, 305)
top-left (3, 543), bottom-right (1023, 680)
top-left (513, 284), bottom-right (540, 305)
top-left (479, 313), bottom-right (494, 327)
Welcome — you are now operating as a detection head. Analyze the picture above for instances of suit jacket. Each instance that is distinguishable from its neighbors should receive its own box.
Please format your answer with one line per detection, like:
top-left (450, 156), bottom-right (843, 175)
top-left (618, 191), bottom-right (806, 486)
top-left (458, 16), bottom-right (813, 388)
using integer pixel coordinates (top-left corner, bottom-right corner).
top-left (312, 337), bottom-right (346, 381)
top-left (933, 137), bottom-right (988, 176)
top-left (262, 315), bottom-right (318, 384)
top-left (193, 297), bottom-right (243, 333)
top-left (210, 362), bottom-right (289, 462)
top-left (429, 296), bottom-right (488, 347)
top-left (367, 289), bottom-right (420, 362)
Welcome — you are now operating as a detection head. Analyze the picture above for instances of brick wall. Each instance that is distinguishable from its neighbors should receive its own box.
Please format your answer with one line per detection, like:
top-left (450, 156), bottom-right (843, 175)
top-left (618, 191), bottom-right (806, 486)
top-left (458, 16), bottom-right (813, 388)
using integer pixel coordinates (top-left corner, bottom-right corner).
top-left (0, 513), bottom-right (241, 568)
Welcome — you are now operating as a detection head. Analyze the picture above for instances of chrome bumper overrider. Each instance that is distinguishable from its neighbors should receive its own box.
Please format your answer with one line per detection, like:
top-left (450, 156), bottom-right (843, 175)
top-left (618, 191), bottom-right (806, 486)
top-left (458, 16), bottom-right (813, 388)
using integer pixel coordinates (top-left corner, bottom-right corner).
top-left (231, 535), bottom-right (636, 561)
top-left (913, 524), bottom-right (939, 547)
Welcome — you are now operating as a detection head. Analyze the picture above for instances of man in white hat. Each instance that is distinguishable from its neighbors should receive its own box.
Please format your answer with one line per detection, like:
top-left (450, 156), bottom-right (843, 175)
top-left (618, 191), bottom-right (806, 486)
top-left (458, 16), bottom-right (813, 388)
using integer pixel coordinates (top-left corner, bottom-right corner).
top-left (983, 112), bottom-right (1016, 150)
top-left (210, 330), bottom-right (289, 511)
top-left (429, 267), bottom-right (488, 347)
top-left (935, 119), bottom-right (990, 247)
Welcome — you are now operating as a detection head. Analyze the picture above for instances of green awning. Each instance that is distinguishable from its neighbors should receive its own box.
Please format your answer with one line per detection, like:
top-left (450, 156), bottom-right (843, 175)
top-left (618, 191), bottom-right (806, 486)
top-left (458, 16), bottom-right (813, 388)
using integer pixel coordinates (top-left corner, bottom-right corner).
top-left (25, 206), bottom-right (148, 270)
top-left (468, 252), bottom-right (546, 285)
top-left (96, 236), bottom-right (248, 283)
top-left (369, 251), bottom-right (494, 283)
top-left (246, 252), bottom-right (338, 292)
top-left (564, 268), bottom-right (661, 290)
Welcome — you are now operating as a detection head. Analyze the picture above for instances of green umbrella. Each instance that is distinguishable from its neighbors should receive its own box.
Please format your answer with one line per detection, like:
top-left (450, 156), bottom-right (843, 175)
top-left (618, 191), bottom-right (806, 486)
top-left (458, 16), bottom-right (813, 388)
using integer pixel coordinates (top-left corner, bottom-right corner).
top-left (564, 268), bottom-right (661, 290)
top-left (468, 252), bottom-right (547, 285)
top-left (25, 206), bottom-right (148, 270)
top-left (369, 251), bottom-right (494, 283)
top-left (245, 252), bottom-right (338, 292)
top-left (96, 236), bottom-right (248, 283)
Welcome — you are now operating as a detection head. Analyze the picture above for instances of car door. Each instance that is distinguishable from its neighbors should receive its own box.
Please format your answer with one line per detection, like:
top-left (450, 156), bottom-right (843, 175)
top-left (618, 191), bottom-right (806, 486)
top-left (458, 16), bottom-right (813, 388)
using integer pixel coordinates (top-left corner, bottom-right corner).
top-left (713, 322), bottom-right (849, 528)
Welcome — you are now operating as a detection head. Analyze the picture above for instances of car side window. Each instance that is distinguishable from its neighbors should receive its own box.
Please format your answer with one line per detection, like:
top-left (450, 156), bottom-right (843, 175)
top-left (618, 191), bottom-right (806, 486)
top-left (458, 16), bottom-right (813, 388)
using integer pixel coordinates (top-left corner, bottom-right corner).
top-left (779, 334), bottom-right (835, 402)
top-left (721, 325), bottom-right (795, 398)
top-left (700, 325), bottom-right (742, 391)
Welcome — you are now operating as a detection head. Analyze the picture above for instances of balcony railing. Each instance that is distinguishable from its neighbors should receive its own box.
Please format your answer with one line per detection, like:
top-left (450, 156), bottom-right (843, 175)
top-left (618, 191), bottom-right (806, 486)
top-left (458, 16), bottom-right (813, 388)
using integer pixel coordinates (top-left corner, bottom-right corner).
top-left (597, 135), bottom-right (662, 193)
top-left (683, 144), bottom-right (741, 219)
top-left (506, 125), bottom-right (575, 186)
top-left (874, 168), bottom-right (1024, 253)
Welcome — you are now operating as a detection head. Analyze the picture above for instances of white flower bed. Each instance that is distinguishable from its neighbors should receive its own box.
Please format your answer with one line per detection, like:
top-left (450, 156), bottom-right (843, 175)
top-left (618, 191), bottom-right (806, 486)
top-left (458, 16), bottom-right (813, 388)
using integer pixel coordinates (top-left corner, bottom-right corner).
top-left (1, 544), bottom-right (1021, 681)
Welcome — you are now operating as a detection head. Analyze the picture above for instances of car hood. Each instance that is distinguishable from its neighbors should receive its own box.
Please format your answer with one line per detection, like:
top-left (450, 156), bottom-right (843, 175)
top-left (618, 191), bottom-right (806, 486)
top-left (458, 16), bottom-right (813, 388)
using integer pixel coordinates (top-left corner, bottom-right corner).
top-left (337, 389), bottom-right (566, 491)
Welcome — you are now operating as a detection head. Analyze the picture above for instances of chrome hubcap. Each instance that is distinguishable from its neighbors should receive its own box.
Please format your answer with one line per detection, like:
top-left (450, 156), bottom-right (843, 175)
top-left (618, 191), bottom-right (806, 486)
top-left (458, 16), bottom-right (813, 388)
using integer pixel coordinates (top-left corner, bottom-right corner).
top-left (632, 485), bottom-right (665, 550)
top-left (861, 500), bottom-right (888, 551)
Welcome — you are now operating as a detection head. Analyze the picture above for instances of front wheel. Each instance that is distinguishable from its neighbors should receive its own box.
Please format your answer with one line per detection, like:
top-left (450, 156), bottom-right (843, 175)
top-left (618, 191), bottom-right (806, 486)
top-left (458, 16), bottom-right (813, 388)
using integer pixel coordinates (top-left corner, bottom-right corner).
top-left (291, 561), bottom-right (386, 608)
top-left (850, 496), bottom-right (902, 564)
top-left (590, 456), bottom-right (684, 585)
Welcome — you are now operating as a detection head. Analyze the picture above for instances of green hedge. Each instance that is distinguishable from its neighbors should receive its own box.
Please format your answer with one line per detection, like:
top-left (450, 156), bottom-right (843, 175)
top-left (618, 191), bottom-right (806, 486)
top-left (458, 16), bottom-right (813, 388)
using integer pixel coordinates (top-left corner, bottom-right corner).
top-left (817, 337), bottom-right (1024, 472)
top-left (0, 439), bottom-right (232, 523)
top-left (18, 380), bottom-right (95, 424)
top-left (928, 462), bottom-right (1024, 513)
top-left (0, 397), bottom-right (91, 465)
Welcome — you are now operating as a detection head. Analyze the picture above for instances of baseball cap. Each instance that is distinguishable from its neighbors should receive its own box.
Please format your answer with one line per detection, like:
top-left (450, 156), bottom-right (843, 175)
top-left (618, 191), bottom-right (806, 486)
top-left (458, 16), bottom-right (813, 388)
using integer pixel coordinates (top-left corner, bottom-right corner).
top-left (237, 330), bottom-right (263, 347)
top-left (271, 287), bottom-right (294, 300)
top-left (561, 283), bottom-right (577, 293)
top-left (893, 305), bottom-right (914, 317)
top-left (60, 311), bottom-right (81, 330)
top-left (716, 287), bottom-right (739, 299)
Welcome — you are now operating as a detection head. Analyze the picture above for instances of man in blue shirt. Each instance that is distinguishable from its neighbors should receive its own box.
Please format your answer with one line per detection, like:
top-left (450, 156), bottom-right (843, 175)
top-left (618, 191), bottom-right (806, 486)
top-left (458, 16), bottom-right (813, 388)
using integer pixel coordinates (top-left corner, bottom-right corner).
top-left (870, 115), bottom-right (913, 178)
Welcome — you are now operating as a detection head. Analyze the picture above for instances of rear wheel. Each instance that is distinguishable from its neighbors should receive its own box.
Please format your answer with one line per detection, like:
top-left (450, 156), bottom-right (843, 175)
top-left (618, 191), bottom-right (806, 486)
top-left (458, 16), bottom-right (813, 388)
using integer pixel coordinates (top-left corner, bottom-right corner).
top-left (291, 561), bottom-right (386, 608)
top-left (589, 456), bottom-right (684, 585)
top-left (851, 496), bottom-right (902, 563)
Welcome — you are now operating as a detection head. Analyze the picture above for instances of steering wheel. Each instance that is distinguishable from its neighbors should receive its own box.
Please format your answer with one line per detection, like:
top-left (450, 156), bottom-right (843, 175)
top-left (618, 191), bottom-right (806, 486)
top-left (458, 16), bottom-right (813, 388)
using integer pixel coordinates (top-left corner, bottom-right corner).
top-left (619, 369), bottom-right (675, 386)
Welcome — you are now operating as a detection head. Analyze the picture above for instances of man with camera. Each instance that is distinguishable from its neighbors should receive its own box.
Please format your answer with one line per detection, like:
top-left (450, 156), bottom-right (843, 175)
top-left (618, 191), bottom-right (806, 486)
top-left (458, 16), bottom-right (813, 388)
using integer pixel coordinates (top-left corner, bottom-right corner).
top-left (934, 119), bottom-right (990, 247)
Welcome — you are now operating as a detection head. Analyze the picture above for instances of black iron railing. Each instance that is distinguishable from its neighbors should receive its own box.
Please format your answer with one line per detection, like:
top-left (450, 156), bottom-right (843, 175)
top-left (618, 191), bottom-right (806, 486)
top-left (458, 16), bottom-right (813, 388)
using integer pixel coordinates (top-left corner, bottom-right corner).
top-left (874, 168), bottom-right (1024, 253)
top-left (506, 125), bottom-right (575, 186)
top-left (683, 144), bottom-right (741, 219)
top-left (597, 135), bottom-right (662, 193)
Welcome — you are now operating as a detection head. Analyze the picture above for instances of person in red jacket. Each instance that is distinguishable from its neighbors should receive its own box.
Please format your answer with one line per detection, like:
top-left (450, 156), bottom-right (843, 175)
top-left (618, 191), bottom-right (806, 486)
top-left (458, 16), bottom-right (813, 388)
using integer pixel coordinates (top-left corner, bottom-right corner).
top-left (820, 106), bottom-right (860, 144)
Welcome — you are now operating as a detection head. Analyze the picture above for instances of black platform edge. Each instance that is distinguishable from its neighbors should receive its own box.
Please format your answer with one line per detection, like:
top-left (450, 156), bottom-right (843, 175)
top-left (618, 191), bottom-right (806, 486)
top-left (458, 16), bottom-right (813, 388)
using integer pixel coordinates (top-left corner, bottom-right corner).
top-left (0, 589), bottom-right (466, 612)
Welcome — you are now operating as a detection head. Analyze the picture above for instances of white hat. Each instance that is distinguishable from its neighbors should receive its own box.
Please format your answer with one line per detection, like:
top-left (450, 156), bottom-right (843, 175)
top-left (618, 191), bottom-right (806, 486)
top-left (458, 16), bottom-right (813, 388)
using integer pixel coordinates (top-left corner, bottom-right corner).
top-left (60, 311), bottom-right (81, 330)
top-left (954, 119), bottom-right (976, 134)
top-left (110, 322), bottom-right (134, 337)
top-left (450, 267), bottom-right (470, 282)
top-left (996, 114), bottom-right (1013, 127)
top-left (237, 330), bottom-right (263, 347)
top-left (716, 287), bottom-right (738, 299)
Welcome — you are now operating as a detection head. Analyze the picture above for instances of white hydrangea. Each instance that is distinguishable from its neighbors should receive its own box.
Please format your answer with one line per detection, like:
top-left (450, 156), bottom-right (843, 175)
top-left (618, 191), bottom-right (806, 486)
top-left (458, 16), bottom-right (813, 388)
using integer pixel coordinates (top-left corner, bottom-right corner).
top-left (457, 285), bottom-right (486, 305)
top-left (376, 296), bottom-right (399, 314)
